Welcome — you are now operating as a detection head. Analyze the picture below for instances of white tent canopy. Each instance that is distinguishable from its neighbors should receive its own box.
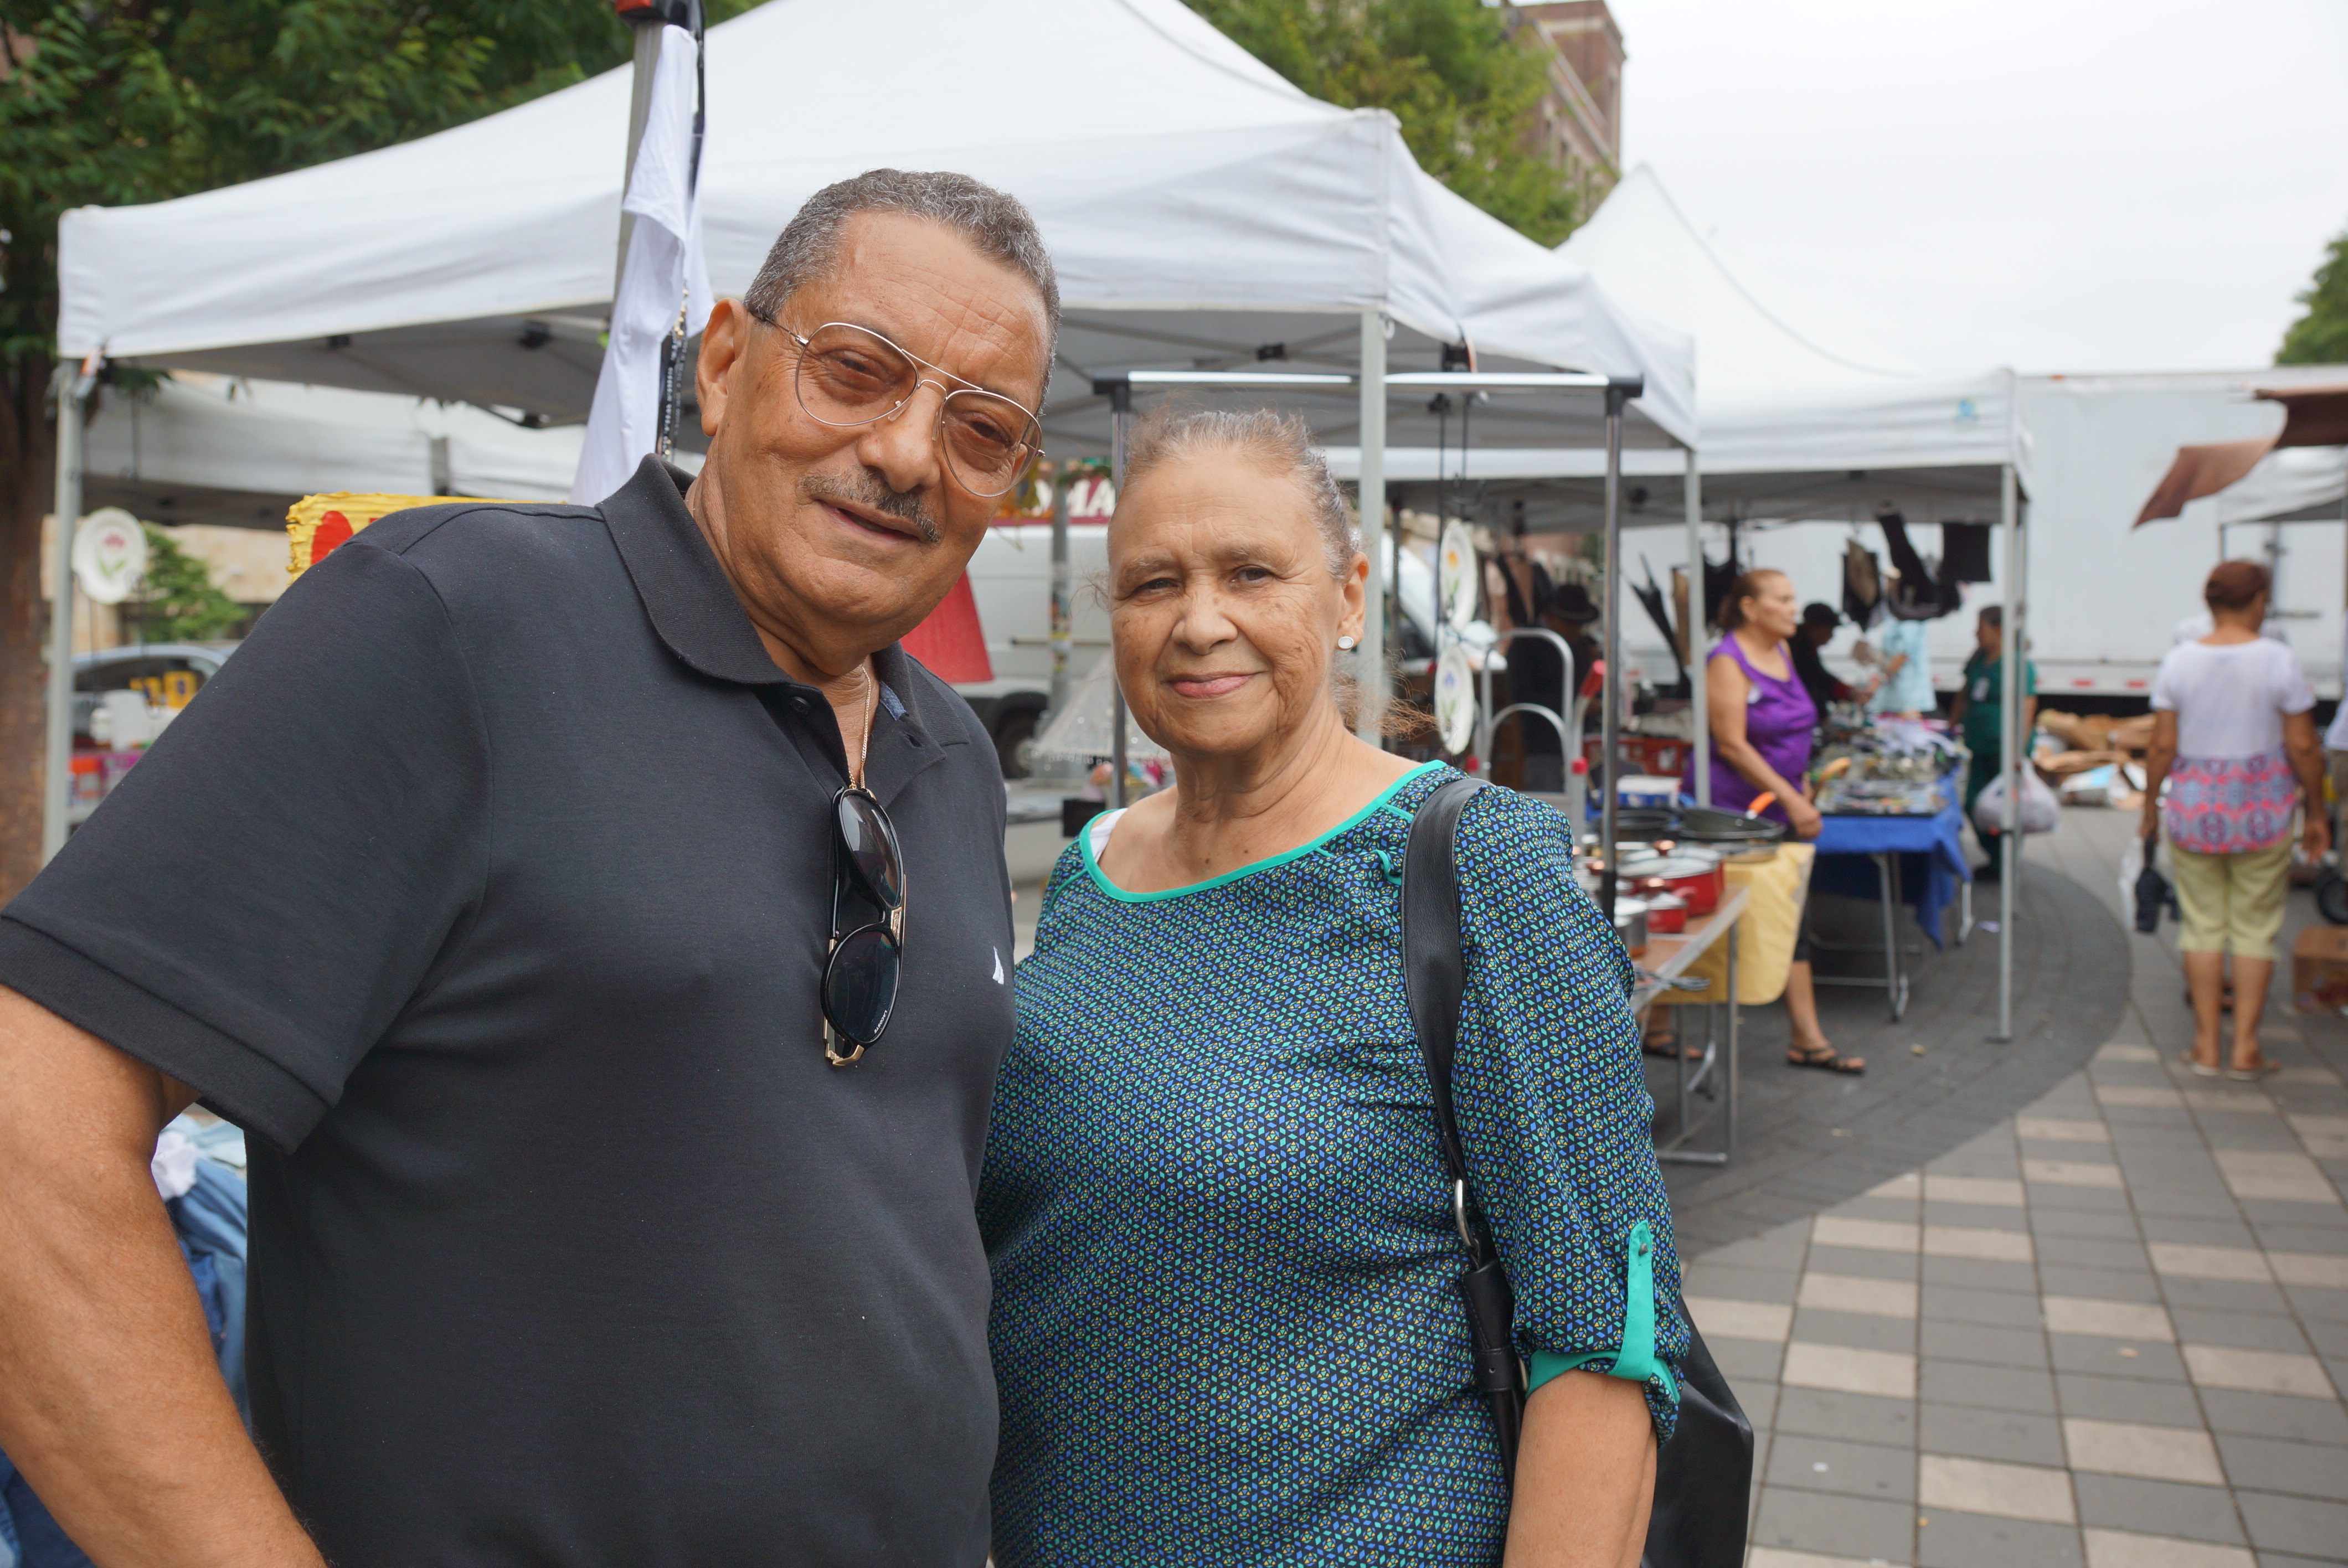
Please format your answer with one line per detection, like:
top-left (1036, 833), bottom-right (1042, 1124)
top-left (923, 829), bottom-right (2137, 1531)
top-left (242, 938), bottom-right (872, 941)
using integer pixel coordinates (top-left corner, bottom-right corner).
top-left (81, 374), bottom-right (586, 528)
top-left (1325, 166), bottom-right (2023, 526)
top-left (58, 0), bottom-right (1692, 454)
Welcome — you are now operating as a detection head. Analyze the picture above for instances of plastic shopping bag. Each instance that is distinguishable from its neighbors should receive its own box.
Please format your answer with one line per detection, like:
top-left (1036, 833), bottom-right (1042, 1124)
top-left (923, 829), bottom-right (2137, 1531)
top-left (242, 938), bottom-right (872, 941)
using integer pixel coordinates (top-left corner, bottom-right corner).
top-left (2121, 832), bottom-right (2175, 932)
top-left (1972, 766), bottom-right (2061, 836)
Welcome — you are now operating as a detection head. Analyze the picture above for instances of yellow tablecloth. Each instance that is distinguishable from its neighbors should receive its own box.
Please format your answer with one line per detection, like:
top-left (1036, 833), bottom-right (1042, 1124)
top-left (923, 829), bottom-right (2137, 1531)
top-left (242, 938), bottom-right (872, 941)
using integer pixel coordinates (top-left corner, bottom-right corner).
top-left (1656, 843), bottom-right (1814, 1007)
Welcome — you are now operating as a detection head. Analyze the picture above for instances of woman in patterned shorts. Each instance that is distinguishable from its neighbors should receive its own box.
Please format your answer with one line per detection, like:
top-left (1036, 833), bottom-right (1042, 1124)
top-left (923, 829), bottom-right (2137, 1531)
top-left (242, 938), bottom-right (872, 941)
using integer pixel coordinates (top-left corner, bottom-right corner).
top-left (979, 405), bottom-right (1687, 1566)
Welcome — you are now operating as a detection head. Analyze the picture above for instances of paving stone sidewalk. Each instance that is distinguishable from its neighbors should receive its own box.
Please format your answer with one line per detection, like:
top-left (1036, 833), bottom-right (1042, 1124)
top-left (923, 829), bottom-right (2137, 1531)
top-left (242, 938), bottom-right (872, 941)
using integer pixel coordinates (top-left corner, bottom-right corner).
top-left (1690, 811), bottom-right (2348, 1568)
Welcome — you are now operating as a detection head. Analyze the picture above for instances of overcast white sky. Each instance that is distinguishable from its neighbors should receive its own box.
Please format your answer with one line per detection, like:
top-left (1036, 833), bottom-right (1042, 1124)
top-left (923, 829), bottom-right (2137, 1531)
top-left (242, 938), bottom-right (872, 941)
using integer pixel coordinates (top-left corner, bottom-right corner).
top-left (1603, 0), bottom-right (2348, 376)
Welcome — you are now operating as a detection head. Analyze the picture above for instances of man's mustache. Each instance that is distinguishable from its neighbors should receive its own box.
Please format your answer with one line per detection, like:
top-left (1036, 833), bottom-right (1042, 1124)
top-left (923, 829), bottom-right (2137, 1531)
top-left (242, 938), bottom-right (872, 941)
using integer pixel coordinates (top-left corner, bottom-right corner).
top-left (799, 469), bottom-right (942, 545)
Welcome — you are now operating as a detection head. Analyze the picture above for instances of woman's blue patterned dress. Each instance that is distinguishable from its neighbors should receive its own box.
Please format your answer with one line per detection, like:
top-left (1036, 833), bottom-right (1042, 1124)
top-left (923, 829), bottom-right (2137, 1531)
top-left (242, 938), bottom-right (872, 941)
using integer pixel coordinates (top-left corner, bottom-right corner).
top-left (979, 762), bottom-right (1688, 1565)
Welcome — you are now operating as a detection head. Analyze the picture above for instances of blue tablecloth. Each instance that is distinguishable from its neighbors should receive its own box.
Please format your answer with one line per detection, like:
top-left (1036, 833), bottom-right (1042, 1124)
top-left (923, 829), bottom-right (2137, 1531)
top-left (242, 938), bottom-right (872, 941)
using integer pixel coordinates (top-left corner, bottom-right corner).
top-left (1810, 785), bottom-right (1972, 947)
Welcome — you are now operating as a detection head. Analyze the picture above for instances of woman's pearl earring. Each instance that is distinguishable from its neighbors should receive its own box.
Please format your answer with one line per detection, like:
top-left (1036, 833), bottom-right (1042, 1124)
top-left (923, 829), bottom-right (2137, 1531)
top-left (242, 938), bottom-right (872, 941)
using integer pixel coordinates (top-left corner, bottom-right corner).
top-left (1337, 635), bottom-right (1357, 651)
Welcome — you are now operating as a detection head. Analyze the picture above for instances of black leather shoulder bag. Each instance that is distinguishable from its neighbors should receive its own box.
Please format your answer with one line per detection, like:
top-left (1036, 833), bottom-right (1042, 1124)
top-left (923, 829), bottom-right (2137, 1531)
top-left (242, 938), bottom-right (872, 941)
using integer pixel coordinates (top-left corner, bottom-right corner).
top-left (1400, 775), bottom-right (1754, 1568)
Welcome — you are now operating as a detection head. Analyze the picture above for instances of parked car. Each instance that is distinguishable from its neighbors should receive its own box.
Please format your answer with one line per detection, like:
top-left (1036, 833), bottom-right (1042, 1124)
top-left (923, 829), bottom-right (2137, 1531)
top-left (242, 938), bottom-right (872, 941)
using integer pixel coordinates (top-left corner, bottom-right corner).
top-left (71, 642), bottom-right (237, 740)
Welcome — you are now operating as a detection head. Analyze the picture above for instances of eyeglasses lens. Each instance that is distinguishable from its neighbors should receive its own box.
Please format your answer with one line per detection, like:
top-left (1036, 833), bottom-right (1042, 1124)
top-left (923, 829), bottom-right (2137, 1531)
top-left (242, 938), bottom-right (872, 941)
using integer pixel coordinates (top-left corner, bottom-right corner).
top-left (823, 925), bottom-right (900, 1047)
top-left (835, 791), bottom-right (903, 911)
top-left (792, 323), bottom-right (1039, 497)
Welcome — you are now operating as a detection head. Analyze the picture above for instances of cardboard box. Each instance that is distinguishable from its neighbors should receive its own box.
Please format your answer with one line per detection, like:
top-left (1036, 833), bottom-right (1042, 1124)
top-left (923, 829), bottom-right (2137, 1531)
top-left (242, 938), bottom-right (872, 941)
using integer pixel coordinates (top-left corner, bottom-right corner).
top-left (2292, 925), bottom-right (2348, 1013)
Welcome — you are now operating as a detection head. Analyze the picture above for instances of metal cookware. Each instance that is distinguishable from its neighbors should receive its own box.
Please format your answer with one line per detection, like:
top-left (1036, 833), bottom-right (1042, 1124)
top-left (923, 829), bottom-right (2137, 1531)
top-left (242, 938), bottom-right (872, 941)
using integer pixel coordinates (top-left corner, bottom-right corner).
top-left (1643, 891), bottom-right (1687, 934)
top-left (1612, 896), bottom-right (1650, 957)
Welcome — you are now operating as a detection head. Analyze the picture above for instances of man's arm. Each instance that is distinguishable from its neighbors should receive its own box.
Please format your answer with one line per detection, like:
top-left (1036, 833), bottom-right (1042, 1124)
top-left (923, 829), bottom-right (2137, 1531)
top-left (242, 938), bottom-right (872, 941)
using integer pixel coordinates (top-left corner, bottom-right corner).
top-left (1503, 1371), bottom-right (1656, 1567)
top-left (0, 986), bottom-right (323, 1568)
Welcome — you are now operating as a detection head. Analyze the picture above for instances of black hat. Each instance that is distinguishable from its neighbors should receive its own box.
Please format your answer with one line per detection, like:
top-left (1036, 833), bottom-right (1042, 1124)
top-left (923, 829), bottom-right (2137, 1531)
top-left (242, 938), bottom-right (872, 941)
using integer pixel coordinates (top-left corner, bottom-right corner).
top-left (1801, 602), bottom-right (1842, 630)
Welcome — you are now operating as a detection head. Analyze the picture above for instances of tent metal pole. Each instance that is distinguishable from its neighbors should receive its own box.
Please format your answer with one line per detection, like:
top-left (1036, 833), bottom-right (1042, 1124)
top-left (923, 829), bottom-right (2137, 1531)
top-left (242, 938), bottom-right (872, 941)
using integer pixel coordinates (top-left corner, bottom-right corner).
top-left (43, 362), bottom-right (90, 864)
top-left (1110, 390), bottom-right (1131, 809)
top-left (614, 17), bottom-right (666, 296)
top-left (1995, 461), bottom-right (2019, 1041)
top-left (1687, 446), bottom-right (1708, 807)
top-left (1356, 310), bottom-right (1389, 747)
top-left (1599, 378), bottom-right (1640, 919)
top-left (1048, 472), bottom-right (1072, 729)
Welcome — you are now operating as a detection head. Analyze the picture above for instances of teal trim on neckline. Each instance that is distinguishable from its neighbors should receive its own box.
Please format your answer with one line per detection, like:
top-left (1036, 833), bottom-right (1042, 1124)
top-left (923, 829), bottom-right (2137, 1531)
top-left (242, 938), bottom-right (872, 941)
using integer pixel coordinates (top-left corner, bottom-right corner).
top-left (1079, 761), bottom-right (1445, 904)
top-left (1526, 1220), bottom-right (1677, 1403)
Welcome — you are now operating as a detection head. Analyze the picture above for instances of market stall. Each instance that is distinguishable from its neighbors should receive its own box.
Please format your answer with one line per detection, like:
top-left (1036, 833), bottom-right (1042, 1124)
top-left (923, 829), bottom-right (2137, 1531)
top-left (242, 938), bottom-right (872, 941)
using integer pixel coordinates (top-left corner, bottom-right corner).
top-left (1325, 166), bottom-right (2032, 1031)
top-left (49, 0), bottom-right (1694, 857)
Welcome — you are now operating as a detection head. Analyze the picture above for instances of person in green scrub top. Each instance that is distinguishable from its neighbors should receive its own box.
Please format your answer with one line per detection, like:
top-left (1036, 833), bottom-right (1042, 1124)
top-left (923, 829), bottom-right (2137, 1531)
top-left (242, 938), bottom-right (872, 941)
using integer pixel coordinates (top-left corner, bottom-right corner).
top-left (1949, 605), bottom-right (2037, 878)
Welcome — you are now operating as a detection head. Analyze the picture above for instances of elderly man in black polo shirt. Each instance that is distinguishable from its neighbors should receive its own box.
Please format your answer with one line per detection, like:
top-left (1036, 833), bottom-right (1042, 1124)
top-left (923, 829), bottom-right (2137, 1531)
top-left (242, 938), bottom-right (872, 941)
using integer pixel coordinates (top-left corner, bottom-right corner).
top-left (0, 169), bottom-right (1053, 1567)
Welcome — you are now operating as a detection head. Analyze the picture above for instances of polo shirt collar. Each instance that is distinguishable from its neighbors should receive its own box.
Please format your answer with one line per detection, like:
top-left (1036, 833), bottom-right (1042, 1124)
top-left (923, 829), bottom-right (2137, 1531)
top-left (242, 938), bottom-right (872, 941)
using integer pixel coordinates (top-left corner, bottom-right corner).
top-left (600, 456), bottom-right (959, 800)
top-left (601, 456), bottom-right (798, 689)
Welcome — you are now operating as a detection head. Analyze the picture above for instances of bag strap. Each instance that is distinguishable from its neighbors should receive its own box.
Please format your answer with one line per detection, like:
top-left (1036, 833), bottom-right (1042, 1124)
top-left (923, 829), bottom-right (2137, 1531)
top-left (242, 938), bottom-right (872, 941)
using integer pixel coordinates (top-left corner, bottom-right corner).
top-left (1401, 775), bottom-right (1489, 1202)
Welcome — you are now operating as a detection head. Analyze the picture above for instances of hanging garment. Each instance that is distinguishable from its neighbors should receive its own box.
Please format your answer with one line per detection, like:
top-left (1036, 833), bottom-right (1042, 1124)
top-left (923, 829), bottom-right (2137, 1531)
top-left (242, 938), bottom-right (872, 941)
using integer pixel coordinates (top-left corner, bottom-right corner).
top-left (1940, 522), bottom-right (1993, 584)
top-left (1841, 540), bottom-right (1882, 630)
top-left (1876, 511), bottom-right (1963, 620)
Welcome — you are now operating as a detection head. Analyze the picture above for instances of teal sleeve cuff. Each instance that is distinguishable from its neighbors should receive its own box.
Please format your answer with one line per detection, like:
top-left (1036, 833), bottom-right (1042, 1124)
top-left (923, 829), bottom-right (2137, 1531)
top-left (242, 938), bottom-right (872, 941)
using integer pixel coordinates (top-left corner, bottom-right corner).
top-left (1525, 1219), bottom-right (1678, 1404)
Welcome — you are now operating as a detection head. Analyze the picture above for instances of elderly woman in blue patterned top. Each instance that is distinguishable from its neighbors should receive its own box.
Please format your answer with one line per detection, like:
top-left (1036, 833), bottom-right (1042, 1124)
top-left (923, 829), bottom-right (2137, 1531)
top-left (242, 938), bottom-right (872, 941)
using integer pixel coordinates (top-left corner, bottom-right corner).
top-left (979, 406), bottom-right (1687, 1567)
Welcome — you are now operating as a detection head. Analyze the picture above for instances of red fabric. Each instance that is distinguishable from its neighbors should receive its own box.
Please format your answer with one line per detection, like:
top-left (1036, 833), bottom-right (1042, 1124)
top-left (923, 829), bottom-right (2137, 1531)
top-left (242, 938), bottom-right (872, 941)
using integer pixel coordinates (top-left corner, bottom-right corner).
top-left (899, 571), bottom-right (992, 684)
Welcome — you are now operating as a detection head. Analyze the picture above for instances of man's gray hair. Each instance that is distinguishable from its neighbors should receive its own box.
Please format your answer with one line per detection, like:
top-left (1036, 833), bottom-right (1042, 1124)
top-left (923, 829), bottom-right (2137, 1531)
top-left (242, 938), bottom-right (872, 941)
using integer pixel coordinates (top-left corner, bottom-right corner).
top-left (1120, 405), bottom-right (1361, 574)
top-left (743, 168), bottom-right (1060, 369)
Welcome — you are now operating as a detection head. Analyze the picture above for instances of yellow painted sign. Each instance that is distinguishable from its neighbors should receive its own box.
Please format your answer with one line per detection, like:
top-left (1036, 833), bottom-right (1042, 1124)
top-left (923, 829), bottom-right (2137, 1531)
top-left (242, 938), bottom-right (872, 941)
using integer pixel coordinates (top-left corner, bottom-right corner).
top-left (286, 494), bottom-right (521, 581)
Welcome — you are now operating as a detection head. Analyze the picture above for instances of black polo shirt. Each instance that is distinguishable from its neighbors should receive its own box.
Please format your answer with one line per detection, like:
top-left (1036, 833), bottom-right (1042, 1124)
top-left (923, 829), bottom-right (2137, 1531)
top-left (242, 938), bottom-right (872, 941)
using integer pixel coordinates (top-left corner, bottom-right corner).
top-left (0, 458), bottom-right (1015, 1566)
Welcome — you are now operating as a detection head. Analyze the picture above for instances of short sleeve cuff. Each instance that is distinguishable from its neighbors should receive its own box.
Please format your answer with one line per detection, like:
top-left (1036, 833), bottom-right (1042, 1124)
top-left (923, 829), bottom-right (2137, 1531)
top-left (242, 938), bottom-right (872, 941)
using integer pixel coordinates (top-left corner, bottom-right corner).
top-left (0, 917), bottom-right (327, 1152)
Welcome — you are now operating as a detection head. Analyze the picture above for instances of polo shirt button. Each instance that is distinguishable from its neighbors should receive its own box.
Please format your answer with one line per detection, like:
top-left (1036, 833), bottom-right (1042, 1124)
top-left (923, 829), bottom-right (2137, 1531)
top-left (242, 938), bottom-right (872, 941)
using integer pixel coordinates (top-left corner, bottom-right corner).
top-left (790, 696), bottom-right (812, 715)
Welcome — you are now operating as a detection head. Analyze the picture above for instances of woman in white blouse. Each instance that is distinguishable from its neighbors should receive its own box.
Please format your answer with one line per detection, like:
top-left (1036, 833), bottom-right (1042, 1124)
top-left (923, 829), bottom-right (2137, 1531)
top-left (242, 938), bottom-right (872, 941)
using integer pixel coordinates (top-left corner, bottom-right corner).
top-left (2141, 560), bottom-right (2329, 1079)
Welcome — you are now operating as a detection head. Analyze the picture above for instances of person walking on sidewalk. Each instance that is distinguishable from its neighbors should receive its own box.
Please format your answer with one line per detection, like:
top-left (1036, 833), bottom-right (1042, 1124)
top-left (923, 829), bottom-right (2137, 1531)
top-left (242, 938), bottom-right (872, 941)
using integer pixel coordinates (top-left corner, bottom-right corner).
top-left (0, 170), bottom-right (1056, 1568)
top-left (1949, 604), bottom-right (2037, 879)
top-left (2142, 560), bottom-right (2330, 1080)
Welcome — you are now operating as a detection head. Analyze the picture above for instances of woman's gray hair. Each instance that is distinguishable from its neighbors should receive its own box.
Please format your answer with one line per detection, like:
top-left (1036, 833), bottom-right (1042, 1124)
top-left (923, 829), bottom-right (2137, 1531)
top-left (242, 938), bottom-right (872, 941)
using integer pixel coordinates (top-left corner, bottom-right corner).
top-left (1118, 405), bottom-right (1361, 574)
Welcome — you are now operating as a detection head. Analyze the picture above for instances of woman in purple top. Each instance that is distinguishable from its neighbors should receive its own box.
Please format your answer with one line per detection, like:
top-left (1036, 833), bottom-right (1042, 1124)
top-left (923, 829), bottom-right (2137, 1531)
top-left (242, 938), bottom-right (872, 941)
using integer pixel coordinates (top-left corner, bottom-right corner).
top-left (1696, 569), bottom-right (1865, 1075)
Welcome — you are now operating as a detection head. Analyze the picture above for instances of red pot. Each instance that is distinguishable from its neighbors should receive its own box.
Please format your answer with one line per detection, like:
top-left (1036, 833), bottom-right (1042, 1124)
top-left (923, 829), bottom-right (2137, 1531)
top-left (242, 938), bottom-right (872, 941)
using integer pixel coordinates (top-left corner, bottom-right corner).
top-left (1644, 892), bottom-right (1688, 933)
top-left (1631, 856), bottom-right (1724, 916)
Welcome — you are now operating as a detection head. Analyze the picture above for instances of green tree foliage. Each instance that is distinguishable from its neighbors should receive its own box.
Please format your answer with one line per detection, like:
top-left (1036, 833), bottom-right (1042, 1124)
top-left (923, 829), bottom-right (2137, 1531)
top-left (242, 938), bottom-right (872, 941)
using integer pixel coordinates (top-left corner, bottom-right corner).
top-left (130, 524), bottom-right (244, 643)
top-left (1187, 0), bottom-right (1582, 245)
top-left (0, 2), bottom-right (754, 895)
top-left (2277, 226), bottom-right (2348, 367)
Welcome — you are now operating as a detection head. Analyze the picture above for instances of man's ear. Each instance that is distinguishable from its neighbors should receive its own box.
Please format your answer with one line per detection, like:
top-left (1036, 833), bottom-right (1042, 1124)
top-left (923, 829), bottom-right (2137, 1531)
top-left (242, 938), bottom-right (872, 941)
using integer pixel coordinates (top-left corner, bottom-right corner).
top-left (696, 298), bottom-right (749, 438)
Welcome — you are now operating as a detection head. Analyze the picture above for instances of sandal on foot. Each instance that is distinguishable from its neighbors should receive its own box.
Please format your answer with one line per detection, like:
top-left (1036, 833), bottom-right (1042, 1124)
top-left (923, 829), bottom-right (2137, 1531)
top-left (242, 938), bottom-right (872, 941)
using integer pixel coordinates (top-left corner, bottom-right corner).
top-left (1788, 1044), bottom-right (1866, 1075)
top-left (2225, 1057), bottom-right (2283, 1082)
top-left (2180, 1051), bottom-right (2223, 1079)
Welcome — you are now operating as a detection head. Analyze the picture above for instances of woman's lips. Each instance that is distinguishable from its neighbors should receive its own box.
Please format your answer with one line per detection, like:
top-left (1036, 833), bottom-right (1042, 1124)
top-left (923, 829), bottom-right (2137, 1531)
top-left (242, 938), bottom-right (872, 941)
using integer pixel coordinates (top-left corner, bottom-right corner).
top-left (1170, 673), bottom-right (1254, 699)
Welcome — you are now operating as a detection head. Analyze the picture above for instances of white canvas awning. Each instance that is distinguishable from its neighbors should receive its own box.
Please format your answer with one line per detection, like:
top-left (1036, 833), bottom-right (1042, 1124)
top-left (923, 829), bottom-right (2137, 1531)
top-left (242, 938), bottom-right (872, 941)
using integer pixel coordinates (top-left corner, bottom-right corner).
top-left (56, 0), bottom-right (1692, 453)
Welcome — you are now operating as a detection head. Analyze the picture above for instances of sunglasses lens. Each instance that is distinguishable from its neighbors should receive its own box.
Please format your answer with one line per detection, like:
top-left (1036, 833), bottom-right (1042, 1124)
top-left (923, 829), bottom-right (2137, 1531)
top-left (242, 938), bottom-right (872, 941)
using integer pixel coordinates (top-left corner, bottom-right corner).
top-left (824, 926), bottom-right (900, 1046)
top-left (836, 792), bottom-right (903, 911)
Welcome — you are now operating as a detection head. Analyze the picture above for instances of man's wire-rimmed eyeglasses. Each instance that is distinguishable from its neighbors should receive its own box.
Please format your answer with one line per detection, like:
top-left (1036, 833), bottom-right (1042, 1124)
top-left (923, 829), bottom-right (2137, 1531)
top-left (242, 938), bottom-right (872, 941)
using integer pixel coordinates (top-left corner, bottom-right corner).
top-left (747, 312), bottom-right (1044, 499)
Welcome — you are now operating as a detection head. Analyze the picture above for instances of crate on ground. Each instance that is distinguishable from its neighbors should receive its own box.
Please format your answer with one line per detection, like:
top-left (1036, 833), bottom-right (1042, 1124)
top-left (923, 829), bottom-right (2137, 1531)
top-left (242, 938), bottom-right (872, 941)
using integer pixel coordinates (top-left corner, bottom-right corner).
top-left (2290, 925), bottom-right (2348, 1013)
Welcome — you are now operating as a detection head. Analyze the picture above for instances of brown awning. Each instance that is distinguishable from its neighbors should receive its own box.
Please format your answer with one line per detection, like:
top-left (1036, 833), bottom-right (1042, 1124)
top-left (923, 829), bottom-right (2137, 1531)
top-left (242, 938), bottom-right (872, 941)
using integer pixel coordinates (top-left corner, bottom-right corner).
top-left (2134, 384), bottom-right (2348, 526)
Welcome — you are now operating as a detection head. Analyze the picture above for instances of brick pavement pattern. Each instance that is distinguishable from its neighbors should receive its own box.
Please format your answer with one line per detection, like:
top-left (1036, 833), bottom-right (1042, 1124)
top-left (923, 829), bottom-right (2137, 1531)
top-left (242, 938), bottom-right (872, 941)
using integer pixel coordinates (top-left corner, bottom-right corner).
top-left (1686, 810), bottom-right (2348, 1568)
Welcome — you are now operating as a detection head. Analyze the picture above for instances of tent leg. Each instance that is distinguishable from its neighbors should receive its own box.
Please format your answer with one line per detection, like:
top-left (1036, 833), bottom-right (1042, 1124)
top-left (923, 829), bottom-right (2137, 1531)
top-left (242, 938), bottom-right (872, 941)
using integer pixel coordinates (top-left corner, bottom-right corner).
top-left (1048, 474), bottom-right (1071, 727)
top-left (1995, 461), bottom-right (2019, 1042)
top-left (1599, 379), bottom-right (1638, 917)
top-left (1686, 447), bottom-right (1707, 807)
top-left (1110, 393), bottom-right (1131, 809)
top-left (42, 367), bottom-right (86, 865)
top-left (1356, 310), bottom-right (1388, 747)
